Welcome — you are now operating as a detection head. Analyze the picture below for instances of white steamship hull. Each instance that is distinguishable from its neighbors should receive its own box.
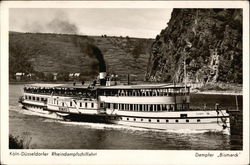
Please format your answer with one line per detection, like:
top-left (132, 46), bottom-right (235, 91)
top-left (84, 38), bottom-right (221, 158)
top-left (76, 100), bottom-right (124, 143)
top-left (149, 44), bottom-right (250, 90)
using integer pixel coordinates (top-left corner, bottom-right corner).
top-left (19, 83), bottom-right (231, 134)
top-left (106, 110), bottom-right (230, 134)
top-left (111, 116), bottom-right (230, 134)
top-left (20, 100), bottom-right (230, 134)
top-left (117, 120), bottom-right (229, 131)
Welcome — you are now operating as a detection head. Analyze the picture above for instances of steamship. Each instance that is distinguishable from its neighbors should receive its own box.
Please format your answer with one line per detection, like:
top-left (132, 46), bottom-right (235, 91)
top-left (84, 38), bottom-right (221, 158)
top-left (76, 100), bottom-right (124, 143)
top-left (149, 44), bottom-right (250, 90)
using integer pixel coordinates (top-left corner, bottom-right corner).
top-left (19, 71), bottom-right (230, 134)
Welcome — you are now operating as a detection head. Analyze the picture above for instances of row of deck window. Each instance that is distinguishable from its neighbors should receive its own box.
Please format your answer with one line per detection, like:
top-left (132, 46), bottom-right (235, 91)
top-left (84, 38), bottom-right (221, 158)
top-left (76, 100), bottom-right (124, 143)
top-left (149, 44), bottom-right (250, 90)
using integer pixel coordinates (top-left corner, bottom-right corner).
top-left (77, 102), bottom-right (94, 108)
top-left (26, 104), bottom-right (43, 109)
top-left (50, 99), bottom-right (95, 108)
top-left (25, 95), bottom-right (47, 102)
top-left (104, 103), bottom-right (189, 111)
top-left (111, 117), bottom-right (201, 123)
top-left (101, 88), bottom-right (189, 97)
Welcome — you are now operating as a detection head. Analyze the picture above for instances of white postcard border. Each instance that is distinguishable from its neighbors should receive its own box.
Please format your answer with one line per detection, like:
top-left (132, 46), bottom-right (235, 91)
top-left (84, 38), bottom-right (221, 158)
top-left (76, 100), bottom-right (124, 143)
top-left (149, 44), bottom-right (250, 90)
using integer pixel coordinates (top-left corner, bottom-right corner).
top-left (1, 1), bottom-right (249, 165)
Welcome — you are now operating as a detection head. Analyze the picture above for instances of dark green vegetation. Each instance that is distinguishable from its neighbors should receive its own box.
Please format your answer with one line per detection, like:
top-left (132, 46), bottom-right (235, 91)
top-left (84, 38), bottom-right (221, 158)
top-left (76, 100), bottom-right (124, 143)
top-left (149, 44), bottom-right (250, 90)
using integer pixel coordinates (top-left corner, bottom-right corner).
top-left (9, 133), bottom-right (32, 149)
top-left (146, 9), bottom-right (242, 84)
top-left (9, 32), bottom-right (153, 82)
top-left (9, 134), bottom-right (24, 149)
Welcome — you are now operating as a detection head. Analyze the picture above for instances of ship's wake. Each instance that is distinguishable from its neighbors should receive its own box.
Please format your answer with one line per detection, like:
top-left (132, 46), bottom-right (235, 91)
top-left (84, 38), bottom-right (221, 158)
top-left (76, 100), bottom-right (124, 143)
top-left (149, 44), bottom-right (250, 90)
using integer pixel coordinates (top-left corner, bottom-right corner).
top-left (58, 120), bottom-right (229, 135)
top-left (10, 106), bottom-right (64, 120)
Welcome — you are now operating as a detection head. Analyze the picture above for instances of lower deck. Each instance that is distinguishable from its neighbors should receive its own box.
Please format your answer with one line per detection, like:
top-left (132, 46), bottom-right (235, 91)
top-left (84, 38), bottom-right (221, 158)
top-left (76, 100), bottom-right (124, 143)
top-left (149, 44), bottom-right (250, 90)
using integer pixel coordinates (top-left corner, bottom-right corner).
top-left (20, 101), bottom-right (230, 133)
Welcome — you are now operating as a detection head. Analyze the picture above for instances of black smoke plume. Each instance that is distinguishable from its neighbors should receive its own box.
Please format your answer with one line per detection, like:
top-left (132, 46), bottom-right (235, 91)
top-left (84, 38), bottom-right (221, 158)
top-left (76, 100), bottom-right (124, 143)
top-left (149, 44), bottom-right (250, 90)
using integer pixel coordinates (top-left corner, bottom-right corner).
top-left (74, 38), bottom-right (106, 72)
top-left (83, 43), bottom-right (106, 72)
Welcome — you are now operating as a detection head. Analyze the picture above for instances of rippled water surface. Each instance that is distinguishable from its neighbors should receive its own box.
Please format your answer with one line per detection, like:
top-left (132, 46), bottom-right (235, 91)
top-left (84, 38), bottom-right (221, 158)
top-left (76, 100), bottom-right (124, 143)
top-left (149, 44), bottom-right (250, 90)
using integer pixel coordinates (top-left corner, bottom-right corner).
top-left (9, 84), bottom-right (243, 150)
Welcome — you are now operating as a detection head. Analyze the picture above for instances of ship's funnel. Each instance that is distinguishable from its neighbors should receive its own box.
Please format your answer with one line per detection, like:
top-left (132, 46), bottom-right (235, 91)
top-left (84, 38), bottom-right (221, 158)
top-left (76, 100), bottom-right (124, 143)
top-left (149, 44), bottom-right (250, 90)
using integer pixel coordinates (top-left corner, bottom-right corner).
top-left (100, 72), bottom-right (107, 86)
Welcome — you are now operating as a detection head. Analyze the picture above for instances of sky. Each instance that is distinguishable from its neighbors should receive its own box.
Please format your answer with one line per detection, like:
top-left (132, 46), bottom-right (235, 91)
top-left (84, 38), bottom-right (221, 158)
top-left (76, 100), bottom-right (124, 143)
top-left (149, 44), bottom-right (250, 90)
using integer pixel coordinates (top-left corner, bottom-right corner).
top-left (9, 8), bottom-right (173, 38)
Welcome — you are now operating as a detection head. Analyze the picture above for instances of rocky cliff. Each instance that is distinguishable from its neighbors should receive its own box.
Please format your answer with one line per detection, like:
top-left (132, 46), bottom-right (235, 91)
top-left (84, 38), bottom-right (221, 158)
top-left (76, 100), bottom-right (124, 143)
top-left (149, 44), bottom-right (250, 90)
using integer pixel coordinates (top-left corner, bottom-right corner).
top-left (145, 9), bottom-right (242, 84)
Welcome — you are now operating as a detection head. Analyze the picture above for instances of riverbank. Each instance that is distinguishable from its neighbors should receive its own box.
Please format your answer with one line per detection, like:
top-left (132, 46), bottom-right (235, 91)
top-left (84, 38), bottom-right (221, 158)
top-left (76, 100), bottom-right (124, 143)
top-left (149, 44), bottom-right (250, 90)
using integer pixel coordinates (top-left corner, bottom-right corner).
top-left (194, 90), bottom-right (242, 96)
top-left (189, 82), bottom-right (242, 96)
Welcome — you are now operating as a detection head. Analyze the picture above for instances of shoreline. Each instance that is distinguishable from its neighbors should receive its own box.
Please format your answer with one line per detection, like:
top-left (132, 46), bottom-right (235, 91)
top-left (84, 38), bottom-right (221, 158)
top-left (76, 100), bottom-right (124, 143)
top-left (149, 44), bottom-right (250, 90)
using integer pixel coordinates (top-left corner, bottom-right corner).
top-left (193, 91), bottom-right (242, 96)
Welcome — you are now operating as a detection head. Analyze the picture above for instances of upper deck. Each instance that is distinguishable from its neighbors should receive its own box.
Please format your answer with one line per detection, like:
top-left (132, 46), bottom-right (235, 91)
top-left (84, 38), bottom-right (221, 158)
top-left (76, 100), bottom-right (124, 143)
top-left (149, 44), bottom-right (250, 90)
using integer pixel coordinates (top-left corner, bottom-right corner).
top-left (23, 83), bottom-right (190, 98)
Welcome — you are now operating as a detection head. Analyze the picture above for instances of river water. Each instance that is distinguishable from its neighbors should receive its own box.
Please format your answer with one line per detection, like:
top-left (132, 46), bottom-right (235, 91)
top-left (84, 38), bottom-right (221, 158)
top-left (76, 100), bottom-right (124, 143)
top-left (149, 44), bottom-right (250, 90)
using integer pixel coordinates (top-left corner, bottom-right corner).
top-left (9, 84), bottom-right (243, 150)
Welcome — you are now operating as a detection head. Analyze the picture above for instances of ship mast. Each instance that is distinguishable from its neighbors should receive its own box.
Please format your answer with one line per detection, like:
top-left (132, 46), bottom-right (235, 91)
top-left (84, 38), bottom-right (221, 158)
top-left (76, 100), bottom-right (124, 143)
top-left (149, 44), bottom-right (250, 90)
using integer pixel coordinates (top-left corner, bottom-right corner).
top-left (184, 48), bottom-right (187, 92)
top-left (184, 50), bottom-right (187, 92)
top-left (184, 41), bottom-right (192, 93)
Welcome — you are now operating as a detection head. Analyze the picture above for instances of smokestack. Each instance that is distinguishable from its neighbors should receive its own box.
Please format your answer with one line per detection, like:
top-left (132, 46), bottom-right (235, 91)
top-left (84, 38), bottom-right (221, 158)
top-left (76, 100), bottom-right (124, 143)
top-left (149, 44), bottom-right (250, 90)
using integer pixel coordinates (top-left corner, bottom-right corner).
top-left (100, 72), bottom-right (107, 86)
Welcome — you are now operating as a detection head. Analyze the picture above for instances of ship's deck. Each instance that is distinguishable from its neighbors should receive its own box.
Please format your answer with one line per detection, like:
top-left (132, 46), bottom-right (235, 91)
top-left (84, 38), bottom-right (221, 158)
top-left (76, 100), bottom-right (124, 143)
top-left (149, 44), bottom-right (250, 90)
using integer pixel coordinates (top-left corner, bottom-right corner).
top-left (27, 83), bottom-right (188, 90)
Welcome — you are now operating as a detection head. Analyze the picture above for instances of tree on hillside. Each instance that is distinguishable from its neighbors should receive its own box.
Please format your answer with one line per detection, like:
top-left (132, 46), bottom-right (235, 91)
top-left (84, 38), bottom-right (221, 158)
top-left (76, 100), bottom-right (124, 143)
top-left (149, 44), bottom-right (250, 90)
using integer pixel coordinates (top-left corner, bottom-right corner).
top-left (44, 73), bottom-right (54, 81)
top-left (57, 72), bottom-right (69, 81)
top-left (131, 41), bottom-right (145, 59)
top-left (9, 42), bottom-right (34, 76)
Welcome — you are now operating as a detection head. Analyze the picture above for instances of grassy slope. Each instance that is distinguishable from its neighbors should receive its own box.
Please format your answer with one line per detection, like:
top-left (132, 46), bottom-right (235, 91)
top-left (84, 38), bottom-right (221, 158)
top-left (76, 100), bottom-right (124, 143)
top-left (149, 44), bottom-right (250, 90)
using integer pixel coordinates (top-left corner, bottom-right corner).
top-left (9, 31), bottom-right (153, 81)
